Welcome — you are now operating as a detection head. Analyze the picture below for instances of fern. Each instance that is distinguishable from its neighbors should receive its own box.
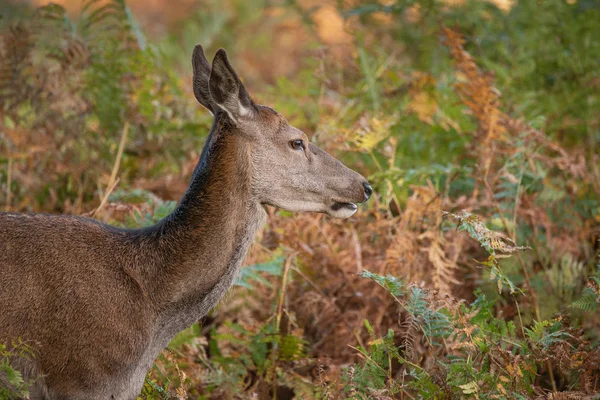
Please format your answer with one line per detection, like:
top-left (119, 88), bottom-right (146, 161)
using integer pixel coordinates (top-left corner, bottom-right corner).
top-left (347, 326), bottom-right (401, 396)
top-left (279, 334), bottom-right (305, 361)
top-left (444, 210), bottom-right (528, 294)
top-left (131, 201), bottom-right (177, 227)
top-left (360, 270), bottom-right (405, 297)
top-left (525, 319), bottom-right (572, 350)
top-left (140, 375), bottom-right (170, 400)
top-left (405, 286), bottom-right (452, 342)
top-left (235, 256), bottom-right (284, 290)
top-left (362, 271), bottom-right (450, 341)
top-left (571, 258), bottom-right (600, 312)
top-left (0, 340), bottom-right (35, 399)
top-left (572, 288), bottom-right (599, 312)
top-left (355, 271), bottom-right (578, 398)
top-left (210, 319), bottom-right (306, 385)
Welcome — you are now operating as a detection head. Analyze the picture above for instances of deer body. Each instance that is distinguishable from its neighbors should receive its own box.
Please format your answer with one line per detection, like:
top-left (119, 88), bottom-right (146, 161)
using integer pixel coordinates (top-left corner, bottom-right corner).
top-left (0, 47), bottom-right (371, 399)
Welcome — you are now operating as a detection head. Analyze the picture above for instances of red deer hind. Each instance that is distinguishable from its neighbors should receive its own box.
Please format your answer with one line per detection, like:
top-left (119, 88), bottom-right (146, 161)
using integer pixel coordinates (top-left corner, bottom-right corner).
top-left (0, 46), bottom-right (372, 399)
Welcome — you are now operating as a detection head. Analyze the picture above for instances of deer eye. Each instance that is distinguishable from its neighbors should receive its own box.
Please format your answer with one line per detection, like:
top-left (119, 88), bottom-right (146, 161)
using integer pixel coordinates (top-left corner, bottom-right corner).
top-left (290, 139), bottom-right (304, 151)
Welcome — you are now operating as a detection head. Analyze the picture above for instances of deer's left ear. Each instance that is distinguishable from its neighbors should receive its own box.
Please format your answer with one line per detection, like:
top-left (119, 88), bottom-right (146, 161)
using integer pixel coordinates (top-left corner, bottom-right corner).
top-left (209, 49), bottom-right (255, 123)
top-left (192, 45), bottom-right (218, 115)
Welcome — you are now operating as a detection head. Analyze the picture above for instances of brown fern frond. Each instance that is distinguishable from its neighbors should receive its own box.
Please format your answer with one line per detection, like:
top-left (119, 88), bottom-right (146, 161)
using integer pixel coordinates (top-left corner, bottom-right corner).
top-left (545, 392), bottom-right (593, 400)
top-left (420, 231), bottom-right (459, 295)
top-left (441, 25), bottom-right (505, 144)
top-left (399, 313), bottom-right (416, 362)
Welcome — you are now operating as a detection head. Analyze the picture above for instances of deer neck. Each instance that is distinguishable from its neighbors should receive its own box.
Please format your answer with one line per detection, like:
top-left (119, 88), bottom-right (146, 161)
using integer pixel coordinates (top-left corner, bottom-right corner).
top-left (142, 118), bottom-right (265, 333)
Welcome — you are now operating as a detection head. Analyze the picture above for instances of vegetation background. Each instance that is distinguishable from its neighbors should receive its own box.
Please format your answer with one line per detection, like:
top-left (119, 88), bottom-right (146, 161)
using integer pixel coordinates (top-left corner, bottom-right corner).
top-left (1, 0), bottom-right (599, 398)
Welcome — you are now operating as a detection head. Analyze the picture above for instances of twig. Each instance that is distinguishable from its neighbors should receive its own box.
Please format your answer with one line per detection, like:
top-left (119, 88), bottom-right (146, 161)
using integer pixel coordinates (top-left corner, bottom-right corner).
top-left (351, 227), bottom-right (363, 273)
top-left (91, 122), bottom-right (129, 217)
top-left (5, 156), bottom-right (12, 212)
top-left (514, 299), bottom-right (526, 337)
top-left (272, 255), bottom-right (294, 400)
top-left (107, 122), bottom-right (129, 196)
top-left (91, 178), bottom-right (120, 218)
top-left (276, 255), bottom-right (294, 332)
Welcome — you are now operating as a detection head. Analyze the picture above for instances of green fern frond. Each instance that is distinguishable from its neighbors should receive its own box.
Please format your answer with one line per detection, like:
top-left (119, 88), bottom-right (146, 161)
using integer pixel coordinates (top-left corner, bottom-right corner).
top-left (279, 334), bottom-right (305, 361)
top-left (571, 257), bottom-right (600, 312)
top-left (0, 340), bottom-right (35, 399)
top-left (361, 270), bottom-right (405, 297)
top-left (444, 210), bottom-right (530, 255)
top-left (235, 256), bottom-right (284, 290)
top-left (571, 288), bottom-right (599, 312)
top-left (131, 201), bottom-right (177, 228)
top-left (524, 320), bottom-right (552, 342)
top-left (405, 286), bottom-right (452, 341)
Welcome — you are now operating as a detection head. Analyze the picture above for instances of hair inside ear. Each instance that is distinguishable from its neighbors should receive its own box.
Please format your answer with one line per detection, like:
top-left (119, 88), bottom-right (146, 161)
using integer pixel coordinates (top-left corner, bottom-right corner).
top-left (192, 45), bottom-right (218, 115)
top-left (209, 49), bottom-right (254, 123)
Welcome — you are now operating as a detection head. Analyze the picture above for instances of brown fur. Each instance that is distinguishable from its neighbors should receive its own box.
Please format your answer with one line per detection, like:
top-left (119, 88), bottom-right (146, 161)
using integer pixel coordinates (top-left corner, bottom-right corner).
top-left (0, 46), bottom-right (370, 399)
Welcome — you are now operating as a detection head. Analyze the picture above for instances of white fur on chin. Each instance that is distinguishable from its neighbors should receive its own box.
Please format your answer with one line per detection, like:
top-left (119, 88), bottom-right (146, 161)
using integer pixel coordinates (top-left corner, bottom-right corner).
top-left (328, 206), bottom-right (357, 219)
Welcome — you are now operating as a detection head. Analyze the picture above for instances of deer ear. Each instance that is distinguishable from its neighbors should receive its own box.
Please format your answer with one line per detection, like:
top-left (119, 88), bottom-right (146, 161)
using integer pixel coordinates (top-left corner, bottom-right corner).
top-left (209, 48), bottom-right (255, 123)
top-left (192, 45), bottom-right (218, 115)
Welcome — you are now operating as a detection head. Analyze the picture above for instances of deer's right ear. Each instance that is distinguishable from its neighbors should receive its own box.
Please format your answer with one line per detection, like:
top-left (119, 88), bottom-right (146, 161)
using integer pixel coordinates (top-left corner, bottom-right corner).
top-left (209, 48), bottom-right (255, 123)
top-left (192, 45), bottom-right (218, 115)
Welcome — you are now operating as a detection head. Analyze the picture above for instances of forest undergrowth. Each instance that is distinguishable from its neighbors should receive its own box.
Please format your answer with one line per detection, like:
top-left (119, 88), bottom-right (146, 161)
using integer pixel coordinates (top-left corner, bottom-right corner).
top-left (1, 0), bottom-right (599, 399)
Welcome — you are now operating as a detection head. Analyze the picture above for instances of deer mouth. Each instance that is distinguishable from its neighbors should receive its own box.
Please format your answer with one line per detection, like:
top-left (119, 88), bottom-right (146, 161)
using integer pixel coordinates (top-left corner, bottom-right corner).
top-left (328, 201), bottom-right (358, 219)
top-left (331, 202), bottom-right (357, 212)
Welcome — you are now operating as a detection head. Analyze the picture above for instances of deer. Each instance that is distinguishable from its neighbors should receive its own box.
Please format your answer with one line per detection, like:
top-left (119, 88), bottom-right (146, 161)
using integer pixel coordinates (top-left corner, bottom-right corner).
top-left (0, 46), bottom-right (372, 399)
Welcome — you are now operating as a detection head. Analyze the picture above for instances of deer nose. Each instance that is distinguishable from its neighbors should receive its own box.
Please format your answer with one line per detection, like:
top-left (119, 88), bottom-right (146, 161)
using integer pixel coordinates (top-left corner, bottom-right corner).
top-left (363, 182), bottom-right (373, 201)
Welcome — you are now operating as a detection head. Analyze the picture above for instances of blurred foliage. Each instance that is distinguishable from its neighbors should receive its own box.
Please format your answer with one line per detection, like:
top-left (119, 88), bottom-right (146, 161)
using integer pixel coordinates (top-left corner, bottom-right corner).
top-left (0, 0), bottom-right (208, 212)
top-left (1, 0), bottom-right (600, 398)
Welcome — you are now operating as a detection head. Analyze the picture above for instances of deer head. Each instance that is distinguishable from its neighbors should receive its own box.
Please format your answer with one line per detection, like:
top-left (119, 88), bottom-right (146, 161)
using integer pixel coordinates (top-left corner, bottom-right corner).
top-left (192, 46), bottom-right (372, 218)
